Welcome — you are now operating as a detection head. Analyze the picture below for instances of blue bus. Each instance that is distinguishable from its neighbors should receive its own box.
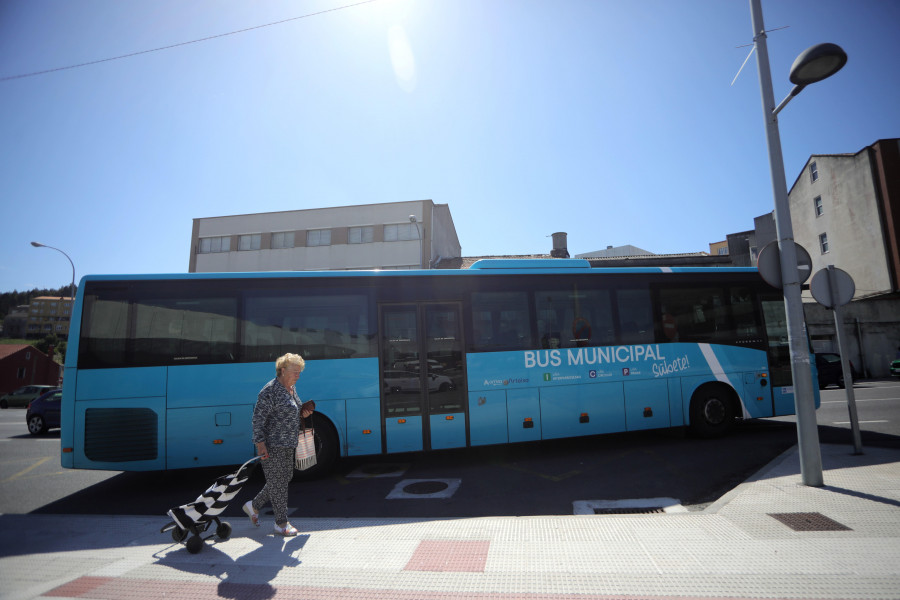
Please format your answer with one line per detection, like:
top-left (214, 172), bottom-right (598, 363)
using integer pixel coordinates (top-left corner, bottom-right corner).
top-left (60, 259), bottom-right (816, 474)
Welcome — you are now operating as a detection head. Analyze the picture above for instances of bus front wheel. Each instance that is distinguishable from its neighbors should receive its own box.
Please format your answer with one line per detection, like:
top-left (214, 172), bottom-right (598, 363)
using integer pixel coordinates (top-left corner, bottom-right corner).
top-left (689, 386), bottom-right (736, 438)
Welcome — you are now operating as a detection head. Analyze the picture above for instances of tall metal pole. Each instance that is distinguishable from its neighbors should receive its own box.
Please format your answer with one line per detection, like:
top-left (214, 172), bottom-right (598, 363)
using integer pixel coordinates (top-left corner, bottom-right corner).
top-left (410, 215), bottom-right (423, 268)
top-left (750, 0), bottom-right (823, 486)
top-left (31, 241), bottom-right (75, 302)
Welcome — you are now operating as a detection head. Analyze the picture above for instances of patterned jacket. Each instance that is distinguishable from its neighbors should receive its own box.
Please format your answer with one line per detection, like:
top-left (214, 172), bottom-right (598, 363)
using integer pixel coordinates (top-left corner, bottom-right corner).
top-left (251, 378), bottom-right (300, 449)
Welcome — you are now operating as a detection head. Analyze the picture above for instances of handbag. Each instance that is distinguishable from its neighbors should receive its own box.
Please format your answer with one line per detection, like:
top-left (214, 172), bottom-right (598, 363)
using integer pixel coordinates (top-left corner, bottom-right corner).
top-left (295, 418), bottom-right (317, 471)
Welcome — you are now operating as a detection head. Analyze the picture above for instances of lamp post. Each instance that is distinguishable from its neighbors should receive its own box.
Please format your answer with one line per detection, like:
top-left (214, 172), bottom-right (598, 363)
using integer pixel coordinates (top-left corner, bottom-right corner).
top-left (31, 241), bottom-right (76, 302)
top-left (749, 0), bottom-right (847, 487)
top-left (409, 215), bottom-right (423, 268)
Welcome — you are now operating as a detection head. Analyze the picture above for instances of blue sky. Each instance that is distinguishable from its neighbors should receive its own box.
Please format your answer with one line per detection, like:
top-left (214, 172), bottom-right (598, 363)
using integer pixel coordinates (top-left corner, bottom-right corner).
top-left (1, 0), bottom-right (898, 293)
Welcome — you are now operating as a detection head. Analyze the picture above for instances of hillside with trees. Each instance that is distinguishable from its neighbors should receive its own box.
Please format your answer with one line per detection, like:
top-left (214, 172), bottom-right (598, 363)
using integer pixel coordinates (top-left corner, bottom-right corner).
top-left (0, 285), bottom-right (70, 319)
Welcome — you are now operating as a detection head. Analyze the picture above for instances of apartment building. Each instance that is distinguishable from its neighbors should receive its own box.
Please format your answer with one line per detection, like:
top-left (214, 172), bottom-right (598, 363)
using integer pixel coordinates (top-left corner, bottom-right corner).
top-left (189, 200), bottom-right (461, 273)
top-left (721, 139), bottom-right (900, 376)
top-left (26, 297), bottom-right (73, 339)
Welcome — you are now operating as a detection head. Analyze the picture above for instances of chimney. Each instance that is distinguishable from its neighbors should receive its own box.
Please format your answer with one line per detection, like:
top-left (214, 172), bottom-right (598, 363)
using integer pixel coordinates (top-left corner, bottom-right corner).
top-left (550, 232), bottom-right (569, 258)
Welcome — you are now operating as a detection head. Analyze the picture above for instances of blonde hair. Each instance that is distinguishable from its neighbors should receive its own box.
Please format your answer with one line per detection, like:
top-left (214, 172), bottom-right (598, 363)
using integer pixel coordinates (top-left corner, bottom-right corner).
top-left (275, 353), bottom-right (305, 377)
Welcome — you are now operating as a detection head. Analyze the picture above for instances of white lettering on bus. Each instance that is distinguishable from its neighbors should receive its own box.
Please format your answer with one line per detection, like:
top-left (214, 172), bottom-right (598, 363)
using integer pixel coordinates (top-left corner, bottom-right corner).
top-left (525, 350), bottom-right (562, 368)
top-left (652, 355), bottom-right (691, 377)
top-left (525, 345), bottom-right (665, 369)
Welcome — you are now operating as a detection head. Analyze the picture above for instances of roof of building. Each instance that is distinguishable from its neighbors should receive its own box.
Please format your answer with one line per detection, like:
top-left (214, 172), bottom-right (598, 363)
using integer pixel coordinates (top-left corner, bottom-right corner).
top-left (0, 345), bottom-right (34, 360)
top-left (575, 245), bottom-right (654, 259)
top-left (433, 252), bottom-right (730, 270)
top-left (434, 255), bottom-right (550, 269)
top-left (788, 138), bottom-right (900, 195)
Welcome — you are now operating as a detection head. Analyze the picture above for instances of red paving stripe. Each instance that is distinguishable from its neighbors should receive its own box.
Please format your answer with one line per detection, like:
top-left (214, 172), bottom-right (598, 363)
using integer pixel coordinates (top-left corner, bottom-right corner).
top-left (43, 576), bottom-right (113, 597)
top-left (42, 577), bottom-right (848, 600)
top-left (405, 540), bottom-right (491, 572)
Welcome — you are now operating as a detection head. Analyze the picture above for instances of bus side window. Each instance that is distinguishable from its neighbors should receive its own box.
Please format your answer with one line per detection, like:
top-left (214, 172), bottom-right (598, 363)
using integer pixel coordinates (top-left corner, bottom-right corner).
top-left (534, 286), bottom-right (614, 348)
top-left (133, 297), bottom-right (238, 365)
top-left (79, 295), bottom-right (130, 368)
top-left (615, 289), bottom-right (653, 345)
top-left (470, 292), bottom-right (531, 351)
top-left (730, 287), bottom-right (761, 344)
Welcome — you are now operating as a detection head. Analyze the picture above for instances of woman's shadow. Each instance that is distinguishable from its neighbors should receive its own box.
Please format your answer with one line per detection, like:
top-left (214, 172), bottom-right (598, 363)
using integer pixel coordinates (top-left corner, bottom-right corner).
top-left (154, 530), bottom-right (308, 600)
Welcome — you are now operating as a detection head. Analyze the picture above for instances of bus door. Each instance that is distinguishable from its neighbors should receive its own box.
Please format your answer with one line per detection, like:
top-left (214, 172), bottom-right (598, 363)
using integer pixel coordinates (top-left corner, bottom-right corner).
top-left (380, 303), bottom-right (467, 453)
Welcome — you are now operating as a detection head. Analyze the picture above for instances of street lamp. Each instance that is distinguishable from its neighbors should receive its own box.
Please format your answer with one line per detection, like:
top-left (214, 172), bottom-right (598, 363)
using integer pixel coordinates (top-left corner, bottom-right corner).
top-left (409, 215), bottom-right (423, 268)
top-left (750, 0), bottom-right (847, 487)
top-left (30, 241), bottom-right (76, 302)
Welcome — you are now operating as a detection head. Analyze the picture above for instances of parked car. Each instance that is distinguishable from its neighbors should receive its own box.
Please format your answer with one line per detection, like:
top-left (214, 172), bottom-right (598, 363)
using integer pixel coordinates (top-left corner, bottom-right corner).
top-left (815, 352), bottom-right (859, 389)
top-left (383, 370), bottom-right (456, 394)
top-left (891, 357), bottom-right (900, 377)
top-left (0, 385), bottom-right (55, 409)
top-left (25, 388), bottom-right (62, 435)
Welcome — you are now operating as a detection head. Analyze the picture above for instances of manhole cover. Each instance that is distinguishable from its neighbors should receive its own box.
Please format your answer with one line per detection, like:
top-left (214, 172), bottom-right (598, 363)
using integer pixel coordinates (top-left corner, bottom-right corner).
top-left (593, 507), bottom-right (665, 514)
top-left (768, 512), bottom-right (852, 531)
top-left (403, 481), bottom-right (450, 494)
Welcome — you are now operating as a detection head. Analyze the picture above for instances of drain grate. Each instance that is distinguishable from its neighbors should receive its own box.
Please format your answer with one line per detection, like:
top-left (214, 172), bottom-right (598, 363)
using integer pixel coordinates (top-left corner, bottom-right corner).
top-left (768, 512), bottom-right (852, 531)
top-left (387, 478), bottom-right (462, 500)
top-left (593, 507), bottom-right (665, 514)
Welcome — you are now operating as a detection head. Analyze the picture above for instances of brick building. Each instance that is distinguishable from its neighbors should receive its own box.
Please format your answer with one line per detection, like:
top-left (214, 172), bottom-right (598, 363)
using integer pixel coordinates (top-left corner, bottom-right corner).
top-left (0, 345), bottom-right (61, 396)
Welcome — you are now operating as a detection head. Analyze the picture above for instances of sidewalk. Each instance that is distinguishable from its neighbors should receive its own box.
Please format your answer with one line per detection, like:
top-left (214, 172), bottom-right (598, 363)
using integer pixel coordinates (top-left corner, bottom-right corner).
top-left (1, 443), bottom-right (898, 600)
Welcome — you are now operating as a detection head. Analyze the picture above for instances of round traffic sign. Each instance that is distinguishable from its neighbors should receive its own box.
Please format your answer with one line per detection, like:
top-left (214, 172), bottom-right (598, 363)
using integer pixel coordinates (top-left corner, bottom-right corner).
top-left (810, 266), bottom-right (855, 308)
top-left (756, 241), bottom-right (813, 289)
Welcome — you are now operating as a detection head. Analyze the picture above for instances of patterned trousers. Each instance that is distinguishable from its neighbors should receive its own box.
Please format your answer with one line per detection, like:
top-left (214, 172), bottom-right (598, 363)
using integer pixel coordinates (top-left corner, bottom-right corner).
top-left (252, 447), bottom-right (294, 526)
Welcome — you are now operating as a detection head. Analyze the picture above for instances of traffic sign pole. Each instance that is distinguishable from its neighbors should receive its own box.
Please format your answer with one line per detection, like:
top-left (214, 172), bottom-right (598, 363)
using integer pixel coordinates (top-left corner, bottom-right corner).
top-left (810, 265), bottom-right (862, 454)
top-left (826, 266), bottom-right (863, 454)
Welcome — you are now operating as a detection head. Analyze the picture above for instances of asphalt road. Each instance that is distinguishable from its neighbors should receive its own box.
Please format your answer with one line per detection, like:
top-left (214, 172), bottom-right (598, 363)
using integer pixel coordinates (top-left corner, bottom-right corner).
top-left (1, 380), bottom-right (897, 520)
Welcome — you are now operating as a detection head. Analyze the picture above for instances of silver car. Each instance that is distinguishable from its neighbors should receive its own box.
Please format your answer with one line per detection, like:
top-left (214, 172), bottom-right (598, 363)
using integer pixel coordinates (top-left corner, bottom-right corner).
top-left (0, 385), bottom-right (55, 409)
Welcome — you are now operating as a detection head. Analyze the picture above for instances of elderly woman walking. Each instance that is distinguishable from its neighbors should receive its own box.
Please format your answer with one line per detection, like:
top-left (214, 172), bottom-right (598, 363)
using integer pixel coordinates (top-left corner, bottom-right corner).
top-left (243, 353), bottom-right (314, 536)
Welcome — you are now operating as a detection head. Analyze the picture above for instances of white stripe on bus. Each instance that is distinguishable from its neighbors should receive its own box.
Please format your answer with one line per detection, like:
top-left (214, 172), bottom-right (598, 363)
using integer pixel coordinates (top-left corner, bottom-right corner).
top-left (699, 343), bottom-right (750, 419)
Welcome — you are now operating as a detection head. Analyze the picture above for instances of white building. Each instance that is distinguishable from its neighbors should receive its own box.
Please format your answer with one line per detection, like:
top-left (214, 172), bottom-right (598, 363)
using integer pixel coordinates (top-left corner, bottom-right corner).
top-left (189, 200), bottom-right (461, 273)
top-left (724, 139), bottom-right (900, 377)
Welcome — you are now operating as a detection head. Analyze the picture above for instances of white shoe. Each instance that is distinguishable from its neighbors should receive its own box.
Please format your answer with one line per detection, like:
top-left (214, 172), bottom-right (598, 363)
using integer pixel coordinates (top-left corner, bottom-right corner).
top-left (274, 522), bottom-right (299, 536)
top-left (243, 501), bottom-right (260, 526)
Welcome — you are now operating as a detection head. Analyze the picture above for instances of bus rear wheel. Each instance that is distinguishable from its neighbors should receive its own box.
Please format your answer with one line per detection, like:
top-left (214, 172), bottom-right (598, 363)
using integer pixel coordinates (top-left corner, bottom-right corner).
top-left (689, 386), bottom-right (736, 438)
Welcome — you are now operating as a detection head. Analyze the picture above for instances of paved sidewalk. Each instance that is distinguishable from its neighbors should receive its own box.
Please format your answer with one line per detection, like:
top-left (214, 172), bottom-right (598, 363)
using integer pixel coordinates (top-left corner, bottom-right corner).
top-left (1, 443), bottom-right (899, 600)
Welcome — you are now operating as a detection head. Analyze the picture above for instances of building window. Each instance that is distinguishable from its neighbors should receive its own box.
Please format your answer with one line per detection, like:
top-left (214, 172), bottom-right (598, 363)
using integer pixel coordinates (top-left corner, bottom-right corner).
top-left (238, 234), bottom-right (261, 251)
top-left (272, 231), bottom-right (295, 249)
top-left (814, 195), bottom-right (823, 217)
top-left (384, 223), bottom-right (419, 242)
top-left (199, 236), bottom-right (231, 254)
top-left (307, 229), bottom-right (332, 247)
top-left (349, 226), bottom-right (374, 244)
top-left (819, 233), bottom-right (829, 254)
top-left (810, 161), bottom-right (818, 183)
top-left (16, 367), bottom-right (25, 379)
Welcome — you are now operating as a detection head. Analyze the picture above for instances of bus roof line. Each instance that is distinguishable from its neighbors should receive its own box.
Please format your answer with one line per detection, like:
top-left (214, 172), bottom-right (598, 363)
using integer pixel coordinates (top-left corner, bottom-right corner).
top-left (78, 265), bottom-right (761, 282)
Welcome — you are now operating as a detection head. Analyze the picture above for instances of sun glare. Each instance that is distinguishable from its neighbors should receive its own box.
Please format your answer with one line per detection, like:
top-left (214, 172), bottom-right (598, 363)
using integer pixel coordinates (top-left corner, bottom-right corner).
top-left (388, 24), bottom-right (417, 92)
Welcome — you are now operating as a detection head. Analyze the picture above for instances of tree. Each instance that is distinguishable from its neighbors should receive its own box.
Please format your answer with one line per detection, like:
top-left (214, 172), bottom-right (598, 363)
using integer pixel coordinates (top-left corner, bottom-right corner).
top-left (34, 334), bottom-right (63, 362)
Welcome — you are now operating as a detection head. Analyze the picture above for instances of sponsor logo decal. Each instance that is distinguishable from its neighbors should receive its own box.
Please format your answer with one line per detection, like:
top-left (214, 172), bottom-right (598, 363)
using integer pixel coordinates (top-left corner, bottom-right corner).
top-left (483, 377), bottom-right (530, 387)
